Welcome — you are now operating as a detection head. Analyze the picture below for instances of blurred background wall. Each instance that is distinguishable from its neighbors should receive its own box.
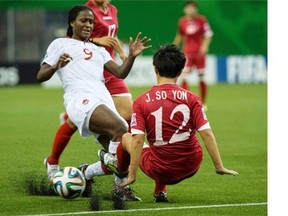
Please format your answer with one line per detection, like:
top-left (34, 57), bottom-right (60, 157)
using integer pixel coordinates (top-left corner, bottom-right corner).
top-left (0, 0), bottom-right (267, 86)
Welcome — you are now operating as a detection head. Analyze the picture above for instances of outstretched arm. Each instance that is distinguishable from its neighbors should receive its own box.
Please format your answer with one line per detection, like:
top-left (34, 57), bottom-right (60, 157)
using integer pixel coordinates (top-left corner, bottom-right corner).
top-left (173, 32), bottom-right (183, 46)
top-left (92, 36), bottom-right (127, 61)
top-left (117, 133), bottom-right (145, 188)
top-left (114, 37), bottom-right (127, 62)
top-left (199, 36), bottom-right (212, 55)
top-left (104, 32), bottom-right (151, 79)
top-left (199, 129), bottom-right (238, 176)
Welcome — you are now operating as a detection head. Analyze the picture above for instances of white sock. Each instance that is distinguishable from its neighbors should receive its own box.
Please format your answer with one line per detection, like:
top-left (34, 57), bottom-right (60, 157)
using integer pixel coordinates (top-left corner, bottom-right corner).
top-left (85, 161), bottom-right (105, 179)
top-left (108, 141), bottom-right (120, 154)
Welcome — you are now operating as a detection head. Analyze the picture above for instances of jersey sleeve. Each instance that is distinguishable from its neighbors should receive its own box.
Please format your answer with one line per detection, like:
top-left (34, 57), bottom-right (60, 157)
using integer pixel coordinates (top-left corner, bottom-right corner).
top-left (190, 96), bottom-right (211, 131)
top-left (178, 18), bottom-right (184, 36)
top-left (41, 39), bottom-right (61, 66)
top-left (202, 17), bottom-right (213, 38)
top-left (109, 4), bottom-right (118, 16)
top-left (99, 46), bottom-right (113, 64)
top-left (130, 98), bottom-right (146, 135)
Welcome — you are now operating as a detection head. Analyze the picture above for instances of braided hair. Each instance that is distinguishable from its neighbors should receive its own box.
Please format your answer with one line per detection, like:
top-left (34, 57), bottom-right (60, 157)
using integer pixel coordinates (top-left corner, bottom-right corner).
top-left (66, 5), bottom-right (94, 38)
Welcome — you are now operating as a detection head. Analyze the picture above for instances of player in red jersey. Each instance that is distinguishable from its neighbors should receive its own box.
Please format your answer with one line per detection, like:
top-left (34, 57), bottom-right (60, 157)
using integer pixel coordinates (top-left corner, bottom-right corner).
top-left (173, 0), bottom-right (213, 109)
top-left (44, 0), bottom-right (142, 200)
top-left (86, 0), bottom-right (131, 102)
top-left (98, 44), bottom-right (238, 202)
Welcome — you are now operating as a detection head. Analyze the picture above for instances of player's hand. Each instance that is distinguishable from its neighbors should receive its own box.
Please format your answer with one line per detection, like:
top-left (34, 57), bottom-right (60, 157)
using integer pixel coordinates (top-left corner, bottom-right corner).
top-left (216, 167), bottom-right (239, 176)
top-left (128, 32), bottom-right (152, 57)
top-left (53, 53), bottom-right (72, 70)
top-left (93, 36), bottom-right (118, 48)
top-left (115, 174), bottom-right (136, 189)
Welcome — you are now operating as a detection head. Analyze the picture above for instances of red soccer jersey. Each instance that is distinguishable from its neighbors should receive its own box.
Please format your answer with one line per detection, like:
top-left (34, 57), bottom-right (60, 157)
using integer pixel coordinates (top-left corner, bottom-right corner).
top-left (131, 84), bottom-right (210, 171)
top-left (178, 15), bottom-right (213, 54)
top-left (86, 1), bottom-right (120, 82)
top-left (86, 1), bottom-right (118, 58)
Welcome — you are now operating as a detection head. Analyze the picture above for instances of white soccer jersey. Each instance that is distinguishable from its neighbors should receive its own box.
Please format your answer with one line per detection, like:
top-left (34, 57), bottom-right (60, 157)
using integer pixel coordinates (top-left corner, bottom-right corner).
top-left (41, 38), bottom-right (125, 137)
top-left (42, 38), bottom-right (113, 105)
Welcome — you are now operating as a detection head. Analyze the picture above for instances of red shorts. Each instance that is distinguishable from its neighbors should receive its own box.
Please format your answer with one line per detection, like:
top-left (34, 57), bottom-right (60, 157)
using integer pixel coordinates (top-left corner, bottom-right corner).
top-left (139, 147), bottom-right (203, 185)
top-left (184, 53), bottom-right (206, 71)
top-left (104, 70), bottom-right (130, 96)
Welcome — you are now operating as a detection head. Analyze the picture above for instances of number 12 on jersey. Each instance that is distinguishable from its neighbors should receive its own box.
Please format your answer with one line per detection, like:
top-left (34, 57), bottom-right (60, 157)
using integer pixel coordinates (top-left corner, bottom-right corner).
top-left (151, 105), bottom-right (192, 146)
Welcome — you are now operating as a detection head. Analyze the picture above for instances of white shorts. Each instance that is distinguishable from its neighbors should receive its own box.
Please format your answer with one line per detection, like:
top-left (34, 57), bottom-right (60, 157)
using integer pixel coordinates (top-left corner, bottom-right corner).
top-left (65, 92), bottom-right (127, 138)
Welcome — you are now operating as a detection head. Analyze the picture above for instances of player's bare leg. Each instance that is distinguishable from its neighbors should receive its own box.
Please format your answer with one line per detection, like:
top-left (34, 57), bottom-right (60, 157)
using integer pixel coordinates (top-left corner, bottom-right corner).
top-left (178, 68), bottom-right (191, 90)
top-left (46, 95), bottom-right (131, 173)
top-left (44, 117), bottom-right (77, 182)
top-left (112, 95), bottom-right (133, 124)
top-left (96, 133), bottom-right (142, 201)
top-left (79, 104), bottom-right (127, 197)
top-left (88, 104), bottom-right (128, 147)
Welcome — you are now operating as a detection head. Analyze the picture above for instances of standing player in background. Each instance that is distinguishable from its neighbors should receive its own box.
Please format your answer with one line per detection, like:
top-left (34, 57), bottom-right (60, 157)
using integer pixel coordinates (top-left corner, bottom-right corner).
top-left (173, 0), bottom-right (213, 110)
top-left (43, 0), bottom-right (142, 200)
top-left (98, 45), bottom-right (238, 202)
top-left (86, 0), bottom-right (132, 123)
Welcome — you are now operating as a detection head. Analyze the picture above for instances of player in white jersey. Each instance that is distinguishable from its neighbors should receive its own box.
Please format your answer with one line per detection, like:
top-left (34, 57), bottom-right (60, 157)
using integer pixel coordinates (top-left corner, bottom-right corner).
top-left (37, 5), bottom-right (151, 198)
top-left (42, 38), bottom-right (118, 138)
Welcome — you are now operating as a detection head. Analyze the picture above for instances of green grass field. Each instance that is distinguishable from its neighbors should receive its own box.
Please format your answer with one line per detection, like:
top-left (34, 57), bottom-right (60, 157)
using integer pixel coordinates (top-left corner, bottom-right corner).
top-left (0, 84), bottom-right (267, 216)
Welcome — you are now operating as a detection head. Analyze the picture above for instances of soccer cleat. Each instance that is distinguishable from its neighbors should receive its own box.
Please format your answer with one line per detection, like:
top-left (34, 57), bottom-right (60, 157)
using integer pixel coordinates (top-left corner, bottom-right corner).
top-left (154, 191), bottom-right (169, 202)
top-left (113, 187), bottom-right (142, 201)
top-left (78, 164), bottom-right (94, 197)
top-left (44, 157), bottom-right (60, 182)
top-left (98, 149), bottom-right (128, 178)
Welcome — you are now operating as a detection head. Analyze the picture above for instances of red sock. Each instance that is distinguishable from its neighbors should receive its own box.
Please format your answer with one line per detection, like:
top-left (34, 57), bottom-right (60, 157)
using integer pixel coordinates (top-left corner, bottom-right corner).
top-left (181, 79), bottom-right (189, 90)
top-left (199, 80), bottom-right (207, 104)
top-left (116, 143), bottom-right (130, 173)
top-left (154, 181), bottom-right (167, 195)
top-left (48, 121), bottom-right (76, 165)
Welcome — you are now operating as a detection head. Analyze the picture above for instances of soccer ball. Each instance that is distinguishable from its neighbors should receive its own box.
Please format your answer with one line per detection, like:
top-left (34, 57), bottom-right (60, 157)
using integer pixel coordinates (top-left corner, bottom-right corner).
top-left (52, 166), bottom-right (86, 199)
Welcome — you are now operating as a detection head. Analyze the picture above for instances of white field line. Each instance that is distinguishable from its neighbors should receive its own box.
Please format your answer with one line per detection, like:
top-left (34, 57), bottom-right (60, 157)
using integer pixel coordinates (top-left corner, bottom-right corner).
top-left (20, 202), bottom-right (267, 216)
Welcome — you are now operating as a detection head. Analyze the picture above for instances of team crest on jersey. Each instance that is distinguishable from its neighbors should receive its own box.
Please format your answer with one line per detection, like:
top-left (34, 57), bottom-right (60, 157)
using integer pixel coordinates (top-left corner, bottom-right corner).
top-left (131, 113), bottom-right (137, 127)
top-left (186, 23), bottom-right (198, 35)
top-left (82, 99), bottom-right (89, 105)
